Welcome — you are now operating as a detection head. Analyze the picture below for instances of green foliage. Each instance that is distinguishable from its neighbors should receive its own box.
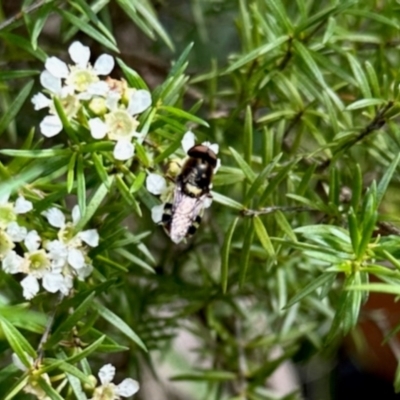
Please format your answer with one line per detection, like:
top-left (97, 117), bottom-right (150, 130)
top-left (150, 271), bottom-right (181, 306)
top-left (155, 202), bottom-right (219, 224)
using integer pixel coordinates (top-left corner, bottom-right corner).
top-left (2, 0), bottom-right (400, 399)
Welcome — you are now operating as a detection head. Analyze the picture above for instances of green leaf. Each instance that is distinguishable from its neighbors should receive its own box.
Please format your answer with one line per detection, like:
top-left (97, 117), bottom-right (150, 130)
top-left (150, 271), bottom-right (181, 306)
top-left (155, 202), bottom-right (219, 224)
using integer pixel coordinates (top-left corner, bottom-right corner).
top-left (211, 191), bottom-right (243, 211)
top-left (171, 370), bottom-right (236, 382)
top-left (221, 217), bottom-right (239, 293)
top-left (394, 362), bottom-right (400, 393)
top-left (347, 208), bottom-right (360, 255)
top-left (346, 98), bottom-right (386, 110)
top-left (347, 53), bottom-right (372, 98)
top-left (229, 147), bottom-right (256, 183)
top-left (59, 10), bottom-right (120, 52)
top-left (36, 377), bottom-right (64, 400)
top-left (258, 160), bottom-right (297, 205)
top-left (134, 0), bottom-right (174, 50)
top-left (0, 70), bottom-right (39, 80)
top-left (30, 2), bottom-right (53, 49)
top-left (225, 35), bottom-right (289, 73)
top-left (253, 216), bottom-right (275, 258)
top-left (244, 154), bottom-right (282, 205)
top-left (275, 210), bottom-right (297, 242)
top-left (376, 152), bottom-right (400, 206)
top-left (0, 80), bottom-right (33, 137)
top-left (116, 248), bottom-right (155, 273)
top-left (285, 273), bottom-right (336, 308)
top-left (96, 303), bottom-right (147, 351)
top-left (0, 317), bottom-right (36, 367)
top-left (67, 152), bottom-right (77, 193)
top-left (77, 154), bottom-right (86, 216)
top-left (239, 221), bottom-right (255, 287)
top-left (0, 149), bottom-right (71, 158)
top-left (91, 153), bottom-right (111, 188)
top-left (47, 293), bottom-right (96, 347)
top-left (117, 58), bottom-right (149, 90)
top-left (347, 283), bottom-right (400, 295)
top-left (160, 105), bottom-right (209, 127)
top-left (265, 0), bottom-right (293, 32)
top-left (74, 177), bottom-right (114, 232)
top-left (0, 33), bottom-right (47, 61)
top-left (115, 175), bottom-right (142, 217)
top-left (365, 61), bottom-right (381, 98)
top-left (293, 41), bottom-right (326, 88)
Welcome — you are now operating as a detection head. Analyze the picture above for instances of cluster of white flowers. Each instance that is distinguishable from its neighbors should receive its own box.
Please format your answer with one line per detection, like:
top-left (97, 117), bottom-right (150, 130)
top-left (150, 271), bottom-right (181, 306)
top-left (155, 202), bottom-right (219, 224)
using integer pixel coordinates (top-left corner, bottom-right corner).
top-left (32, 41), bottom-right (152, 161)
top-left (12, 354), bottom-right (139, 400)
top-left (146, 130), bottom-right (220, 224)
top-left (0, 198), bottom-right (98, 300)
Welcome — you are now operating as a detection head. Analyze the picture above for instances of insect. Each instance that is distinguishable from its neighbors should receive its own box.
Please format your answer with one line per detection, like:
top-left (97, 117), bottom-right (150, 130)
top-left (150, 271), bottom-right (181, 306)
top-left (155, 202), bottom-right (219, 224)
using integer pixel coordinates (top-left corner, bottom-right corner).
top-left (161, 144), bottom-right (218, 243)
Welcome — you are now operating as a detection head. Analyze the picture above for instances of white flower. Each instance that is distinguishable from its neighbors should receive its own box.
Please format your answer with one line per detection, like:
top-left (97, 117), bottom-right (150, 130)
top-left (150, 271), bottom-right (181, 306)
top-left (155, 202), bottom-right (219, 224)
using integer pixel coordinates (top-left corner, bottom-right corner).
top-left (31, 92), bottom-right (52, 110)
top-left (42, 205), bottom-right (98, 278)
top-left (127, 90), bottom-right (152, 115)
top-left (87, 88), bottom-right (151, 161)
top-left (45, 41), bottom-right (115, 94)
top-left (113, 140), bottom-right (135, 161)
top-left (181, 130), bottom-right (196, 153)
top-left (202, 141), bottom-right (219, 155)
top-left (2, 250), bottom-right (25, 274)
top-left (42, 207), bottom-right (65, 228)
top-left (151, 204), bottom-right (164, 224)
top-left (146, 173), bottom-right (167, 195)
top-left (14, 196), bottom-right (33, 213)
top-left (6, 222), bottom-right (27, 242)
top-left (21, 275), bottom-right (40, 300)
top-left (91, 364), bottom-right (139, 400)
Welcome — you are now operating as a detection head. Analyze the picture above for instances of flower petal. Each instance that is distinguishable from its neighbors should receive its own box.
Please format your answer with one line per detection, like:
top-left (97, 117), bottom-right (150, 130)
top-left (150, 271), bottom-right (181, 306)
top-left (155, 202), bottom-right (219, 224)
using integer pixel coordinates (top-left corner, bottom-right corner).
top-left (116, 378), bottom-right (140, 397)
top-left (204, 196), bottom-right (213, 208)
top-left (21, 275), bottom-right (40, 300)
top-left (24, 230), bottom-right (41, 253)
top-left (40, 70), bottom-right (62, 94)
top-left (105, 91), bottom-right (121, 111)
top-left (71, 205), bottom-right (81, 225)
top-left (31, 92), bottom-right (52, 110)
top-left (181, 130), bottom-right (196, 153)
top-left (40, 115), bottom-right (63, 138)
top-left (69, 41), bottom-right (90, 68)
top-left (42, 272), bottom-right (71, 295)
top-left (113, 140), bottom-right (135, 161)
top-left (86, 81), bottom-right (110, 96)
top-left (45, 57), bottom-right (69, 79)
top-left (214, 158), bottom-right (221, 173)
top-left (6, 222), bottom-right (27, 242)
top-left (146, 173), bottom-right (167, 195)
top-left (202, 141), bottom-right (219, 155)
top-left (98, 364), bottom-right (116, 385)
top-left (93, 54), bottom-right (115, 75)
top-left (127, 90), bottom-right (152, 115)
top-left (78, 229), bottom-right (99, 247)
top-left (67, 248), bottom-right (85, 270)
top-left (75, 264), bottom-right (93, 280)
top-left (14, 196), bottom-right (33, 214)
top-left (12, 353), bottom-right (30, 371)
top-left (88, 117), bottom-right (108, 139)
top-left (2, 251), bottom-right (24, 274)
top-left (151, 204), bottom-right (165, 223)
top-left (42, 208), bottom-right (65, 228)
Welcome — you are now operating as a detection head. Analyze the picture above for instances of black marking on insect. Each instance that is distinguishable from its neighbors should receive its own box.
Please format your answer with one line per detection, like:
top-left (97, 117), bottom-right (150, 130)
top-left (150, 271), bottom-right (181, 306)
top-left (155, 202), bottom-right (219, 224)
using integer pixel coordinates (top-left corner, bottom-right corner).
top-left (161, 144), bottom-right (217, 243)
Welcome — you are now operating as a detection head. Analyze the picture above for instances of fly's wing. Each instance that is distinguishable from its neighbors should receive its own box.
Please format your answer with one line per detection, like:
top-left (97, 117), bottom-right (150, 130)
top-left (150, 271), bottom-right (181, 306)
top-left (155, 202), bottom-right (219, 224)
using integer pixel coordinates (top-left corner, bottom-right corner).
top-left (168, 186), bottom-right (206, 243)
